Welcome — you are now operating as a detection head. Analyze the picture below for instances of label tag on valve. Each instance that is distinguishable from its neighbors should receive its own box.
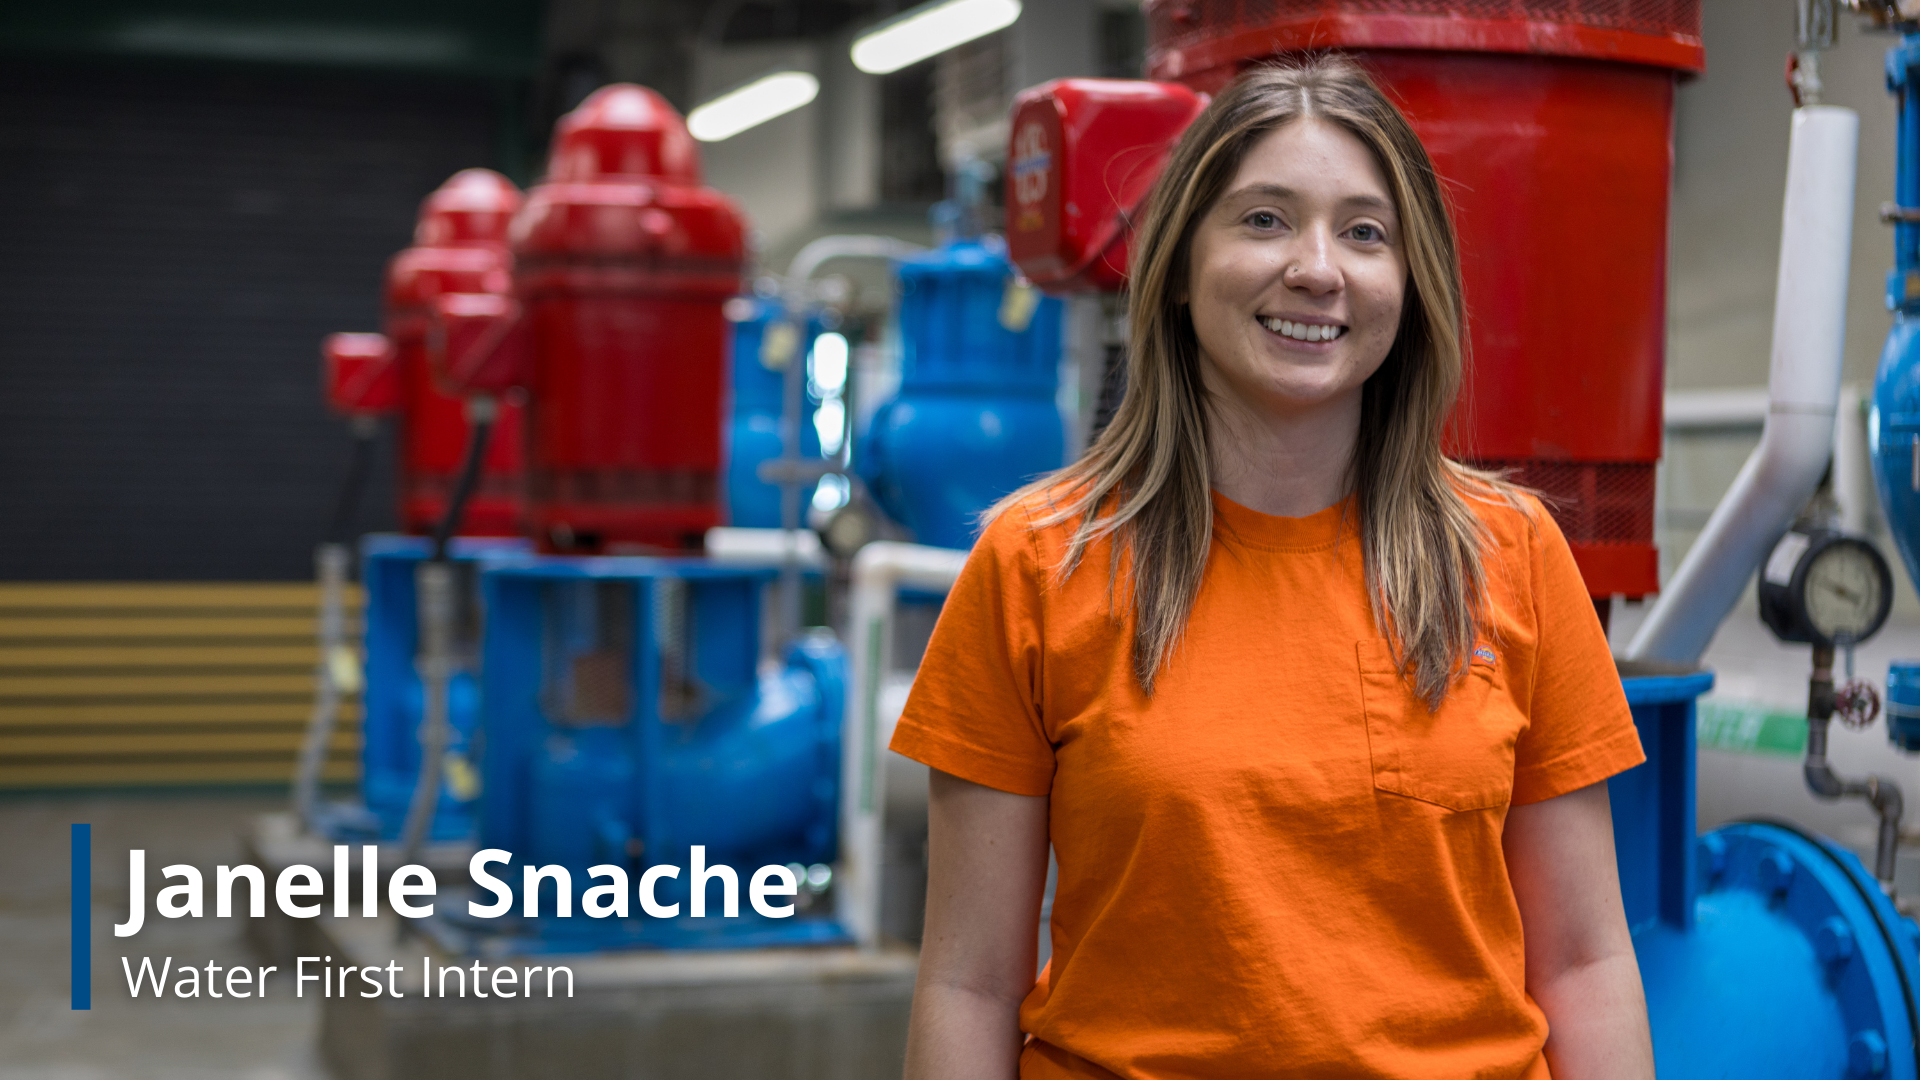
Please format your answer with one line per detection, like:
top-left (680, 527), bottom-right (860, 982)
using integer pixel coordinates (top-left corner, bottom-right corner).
top-left (999, 282), bottom-right (1040, 333)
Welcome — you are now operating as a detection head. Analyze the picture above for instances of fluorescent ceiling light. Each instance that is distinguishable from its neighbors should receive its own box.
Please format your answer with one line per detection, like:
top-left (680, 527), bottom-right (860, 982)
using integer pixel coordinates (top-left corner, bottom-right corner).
top-left (688, 71), bottom-right (819, 142)
top-left (851, 0), bottom-right (1021, 75)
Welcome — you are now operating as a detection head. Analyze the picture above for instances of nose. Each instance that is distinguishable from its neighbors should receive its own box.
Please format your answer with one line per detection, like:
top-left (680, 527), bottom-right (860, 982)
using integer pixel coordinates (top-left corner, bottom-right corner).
top-left (1284, 226), bottom-right (1341, 295)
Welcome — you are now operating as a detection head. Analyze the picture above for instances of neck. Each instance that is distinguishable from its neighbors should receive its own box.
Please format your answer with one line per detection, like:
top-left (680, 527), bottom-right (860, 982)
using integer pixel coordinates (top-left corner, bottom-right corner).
top-left (1205, 385), bottom-right (1361, 518)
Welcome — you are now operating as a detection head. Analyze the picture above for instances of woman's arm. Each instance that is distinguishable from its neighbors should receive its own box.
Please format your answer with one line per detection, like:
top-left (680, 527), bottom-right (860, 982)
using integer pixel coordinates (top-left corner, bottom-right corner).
top-left (1503, 779), bottom-right (1654, 1080)
top-left (904, 767), bottom-right (1052, 1080)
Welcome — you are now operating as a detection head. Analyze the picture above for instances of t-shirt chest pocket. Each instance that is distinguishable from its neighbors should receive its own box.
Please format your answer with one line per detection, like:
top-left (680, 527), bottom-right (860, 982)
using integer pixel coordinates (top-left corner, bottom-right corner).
top-left (1356, 639), bottom-right (1522, 811)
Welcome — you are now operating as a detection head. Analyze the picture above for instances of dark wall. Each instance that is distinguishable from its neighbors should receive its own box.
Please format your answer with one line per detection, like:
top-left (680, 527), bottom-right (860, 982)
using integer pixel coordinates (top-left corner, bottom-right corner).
top-left (0, 62), bottom-right (503, 579)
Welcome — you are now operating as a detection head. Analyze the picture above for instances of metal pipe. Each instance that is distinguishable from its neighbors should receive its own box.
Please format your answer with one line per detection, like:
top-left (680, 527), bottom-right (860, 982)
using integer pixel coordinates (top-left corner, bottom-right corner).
top-left (785, 234), bottom-right (925, 284)
top-left (838, 540), bottom-right (969, 949)
top-left (778, 308), bottom-right (807, 639)
top-left (294, 413), bottom-right (379, 831)
top-left (1628, 106), bottom-right (1859, 664)
top-left (1803, 644), bottom-right (1905, 887)
top-left (401, 395), bottom-right (495, 866)
top-left (293, 542), bottom-right (350, 831)
top-left (704, 526), bottom-right (829, 568)
top-left (400, 558), bottom-right (456, 867)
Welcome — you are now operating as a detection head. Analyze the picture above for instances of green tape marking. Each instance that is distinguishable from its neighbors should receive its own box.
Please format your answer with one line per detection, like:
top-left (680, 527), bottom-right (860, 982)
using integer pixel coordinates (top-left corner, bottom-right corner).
top-left (1696, 698), bottom-right (1809, 757)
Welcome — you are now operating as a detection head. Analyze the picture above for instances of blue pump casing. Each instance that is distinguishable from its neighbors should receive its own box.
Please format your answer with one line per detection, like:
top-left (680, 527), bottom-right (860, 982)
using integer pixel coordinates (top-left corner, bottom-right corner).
top-left (346, 535), bottom-right (533, 842)
top-left (858, 237), bottom-right (1065, 550)
top-left (1873, 36), bottom-right (1920, 627)
top-left (1616, 665), bottom-right (1920, 1078)
top-left (1891, 663), bottom-right (1920, 752)
top-left (726, 299), bottom-right (823, 528)
top-left (466, 557), bottom-right (848, 951)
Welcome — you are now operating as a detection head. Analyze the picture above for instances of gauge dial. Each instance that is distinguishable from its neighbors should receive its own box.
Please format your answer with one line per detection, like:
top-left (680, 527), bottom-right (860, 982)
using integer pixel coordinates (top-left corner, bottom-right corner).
top-left (1802, 539), bottom-right (1892, 644)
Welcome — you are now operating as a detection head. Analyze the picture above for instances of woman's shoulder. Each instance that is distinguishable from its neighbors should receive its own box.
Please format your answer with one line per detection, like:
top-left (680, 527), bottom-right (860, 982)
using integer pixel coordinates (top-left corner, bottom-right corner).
top-left (1449, 467), bottom-right (1555, 566)
top-left (970, 478), bottom-right (1123, 593)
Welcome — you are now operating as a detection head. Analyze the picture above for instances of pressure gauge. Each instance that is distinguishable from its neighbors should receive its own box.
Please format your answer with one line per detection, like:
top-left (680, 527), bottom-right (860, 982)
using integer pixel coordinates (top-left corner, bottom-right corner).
top-left (1758, 529), bottom-right (1894, 647)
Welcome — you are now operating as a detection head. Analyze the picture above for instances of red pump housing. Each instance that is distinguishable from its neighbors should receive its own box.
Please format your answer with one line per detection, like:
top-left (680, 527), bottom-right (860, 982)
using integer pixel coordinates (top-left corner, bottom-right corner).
top-left (382, 168), bottom-right (526, 536)
top-left (1009, 1), bottom-right (1705, 600)
top-left (443, 85), bottom-right (747, 552)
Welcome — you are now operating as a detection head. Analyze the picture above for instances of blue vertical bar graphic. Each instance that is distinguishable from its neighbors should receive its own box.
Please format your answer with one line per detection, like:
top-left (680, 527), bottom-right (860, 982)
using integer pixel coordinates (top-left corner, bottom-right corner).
top-left (71, 823), bottom-right (90, 1010)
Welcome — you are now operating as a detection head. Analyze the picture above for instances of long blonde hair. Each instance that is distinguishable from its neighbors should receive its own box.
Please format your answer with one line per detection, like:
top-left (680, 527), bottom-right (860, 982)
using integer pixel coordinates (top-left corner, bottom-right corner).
top-left (996, 56), bottom-right (1519, 706)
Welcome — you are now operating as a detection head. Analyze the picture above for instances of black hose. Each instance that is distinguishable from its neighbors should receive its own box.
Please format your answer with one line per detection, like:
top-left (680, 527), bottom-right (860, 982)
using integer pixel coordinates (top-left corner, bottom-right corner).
top-left (326, 419), bottom-right (379, 546)
top-left (430, 408), bottom-right (494, 563)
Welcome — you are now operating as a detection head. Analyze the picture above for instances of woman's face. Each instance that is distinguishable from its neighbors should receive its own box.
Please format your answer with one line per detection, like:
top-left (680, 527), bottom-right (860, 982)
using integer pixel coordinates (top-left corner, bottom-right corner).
top-left (1185, 118), bottom-right (1408, 422)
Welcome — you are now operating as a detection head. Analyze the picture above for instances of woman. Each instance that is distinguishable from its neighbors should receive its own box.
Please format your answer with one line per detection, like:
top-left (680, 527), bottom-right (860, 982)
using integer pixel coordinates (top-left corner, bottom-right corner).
top-left (890, 57), bottom-right (1653, 1080)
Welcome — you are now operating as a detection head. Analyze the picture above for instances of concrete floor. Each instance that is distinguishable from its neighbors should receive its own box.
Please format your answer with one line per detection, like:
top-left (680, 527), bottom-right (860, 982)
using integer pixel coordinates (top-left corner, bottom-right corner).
top-left (0, 791), bottom-right (326, 1080)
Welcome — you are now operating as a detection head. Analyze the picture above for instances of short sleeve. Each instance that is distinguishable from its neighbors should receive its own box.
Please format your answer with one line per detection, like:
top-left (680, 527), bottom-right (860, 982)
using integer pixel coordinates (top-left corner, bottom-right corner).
top-left (887, 507), bottom-right (1056, 797)
top-left (1509, 502), bottom-right (1647, 805)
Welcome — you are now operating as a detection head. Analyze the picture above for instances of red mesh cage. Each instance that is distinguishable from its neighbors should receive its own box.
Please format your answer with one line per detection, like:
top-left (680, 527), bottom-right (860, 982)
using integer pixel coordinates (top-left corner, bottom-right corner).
top-left (1145, 0), bottom-right (1705, 82)
top-left (1472, 459), bottom-right (1659, 597)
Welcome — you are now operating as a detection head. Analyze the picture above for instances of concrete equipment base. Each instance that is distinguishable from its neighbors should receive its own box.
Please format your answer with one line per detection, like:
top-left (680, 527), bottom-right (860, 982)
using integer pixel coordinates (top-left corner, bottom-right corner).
top-left (241, 812), bottom-right (477, 968)
top-left (316, 912), bottom-right (917, 1080)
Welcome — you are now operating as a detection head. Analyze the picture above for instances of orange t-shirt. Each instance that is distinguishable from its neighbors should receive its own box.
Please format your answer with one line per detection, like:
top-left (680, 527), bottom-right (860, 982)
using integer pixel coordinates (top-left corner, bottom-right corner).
top-left (889, 486), bottom-right (1646, 1080)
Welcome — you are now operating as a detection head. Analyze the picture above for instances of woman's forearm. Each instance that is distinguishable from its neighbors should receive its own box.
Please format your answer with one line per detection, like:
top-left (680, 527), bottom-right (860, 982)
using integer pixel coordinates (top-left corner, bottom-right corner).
top-left (909, 770), bottom-right (1051, 1080)
top-left (903, 979), bottom-right (1026, 1080)
top-left (1532, 952), bottom-right (1654, 1080)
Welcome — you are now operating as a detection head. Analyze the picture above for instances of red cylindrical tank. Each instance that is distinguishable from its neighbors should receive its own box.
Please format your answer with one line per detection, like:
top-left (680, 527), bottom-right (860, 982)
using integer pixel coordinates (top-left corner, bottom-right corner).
top-left (505, 84), bottom-right (747, 553)
top-left (1010, 2), bottom-right (1704, 600)
top-left (383, 168), bottom-right (527, 536)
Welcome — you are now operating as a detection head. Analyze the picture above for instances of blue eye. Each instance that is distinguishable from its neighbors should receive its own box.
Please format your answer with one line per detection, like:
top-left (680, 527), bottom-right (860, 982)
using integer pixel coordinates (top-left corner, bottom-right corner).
top-left (1350, 223), bottom-right (1382, 242)
top-left (1248, 211), bottom-right (1278, 229)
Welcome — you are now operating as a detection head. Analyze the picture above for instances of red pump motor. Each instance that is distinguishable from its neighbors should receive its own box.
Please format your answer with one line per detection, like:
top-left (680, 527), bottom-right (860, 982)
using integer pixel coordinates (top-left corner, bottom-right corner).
top-left (1008, 1), bottom-right (1706, 602)
top-left (383, 169), bottom-right (526, 536)
top-left (439, 85), bottom-right (747, 553)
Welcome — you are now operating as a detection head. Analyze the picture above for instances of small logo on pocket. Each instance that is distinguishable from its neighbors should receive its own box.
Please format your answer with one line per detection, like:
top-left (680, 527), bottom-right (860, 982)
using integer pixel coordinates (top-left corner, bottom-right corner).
top-left (1472, 645), bottom-right (1496, 666)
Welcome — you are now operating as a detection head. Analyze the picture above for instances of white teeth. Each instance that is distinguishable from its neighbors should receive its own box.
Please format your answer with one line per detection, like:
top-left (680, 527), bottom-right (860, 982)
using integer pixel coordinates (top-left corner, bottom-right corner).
top-left (1261, 317), bottom-right (1344, 342)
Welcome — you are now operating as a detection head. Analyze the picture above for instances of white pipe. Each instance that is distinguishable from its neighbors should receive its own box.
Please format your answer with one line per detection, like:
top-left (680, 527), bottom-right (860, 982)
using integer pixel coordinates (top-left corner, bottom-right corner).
top-left (1834, 384), bottom-right (1875, 536)
top-left (704, 527), bottom-right (829, 570)
top-left (1628, 106), bottom-right (1858, 665)
top-left (837, 540), bottom-right (969, 949)
top-left (293, 542), bottom-right (350, 831)
top-left (786, 234), bottom-right (926, 283)
top-left (1665, 387), bottom-right (1771, 431)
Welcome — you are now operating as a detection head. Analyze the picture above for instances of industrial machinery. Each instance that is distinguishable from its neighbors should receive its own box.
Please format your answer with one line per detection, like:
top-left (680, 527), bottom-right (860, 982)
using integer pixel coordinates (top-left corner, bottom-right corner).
top-left (346, 535), bottom-right (530, 842)
top-left (1615, 666), bottom-right (1920, 1080)
top-left (857, 227), bottom-right (1065, 551)
top-left (386, 169), bottom-right (527, 537)
top-left (427, 558), bottom-right (847, 952)
top-left (300, 171), bottom-right (538, 846)
top-left (320, 169), bottom-right (527, 537)
top-left (1008, 0), bottom-right (1701, 610)
top-left (725, 296), bottom-right (823, 530)
top-left (438, 84), bottom-right (748, 554)
top-left (1874, 18), bottom-right (1920, 601)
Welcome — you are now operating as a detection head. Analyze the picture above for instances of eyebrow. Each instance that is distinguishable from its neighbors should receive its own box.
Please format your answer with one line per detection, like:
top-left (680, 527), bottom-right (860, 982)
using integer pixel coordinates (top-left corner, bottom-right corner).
top-left (1219, 183), bottom-right (1396, 215)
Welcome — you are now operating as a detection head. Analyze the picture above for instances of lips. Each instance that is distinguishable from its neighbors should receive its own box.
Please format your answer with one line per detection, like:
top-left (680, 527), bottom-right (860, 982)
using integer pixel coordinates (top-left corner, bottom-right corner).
top-left (1257, 315), bottom-right (1348, 342)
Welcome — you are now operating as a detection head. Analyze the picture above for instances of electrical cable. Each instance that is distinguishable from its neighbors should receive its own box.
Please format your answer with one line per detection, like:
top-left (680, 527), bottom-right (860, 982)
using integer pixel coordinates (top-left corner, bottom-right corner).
top-left (326, 417), bottom-right (379, 545)
top-left (430, 405), bottom-right (495, 563)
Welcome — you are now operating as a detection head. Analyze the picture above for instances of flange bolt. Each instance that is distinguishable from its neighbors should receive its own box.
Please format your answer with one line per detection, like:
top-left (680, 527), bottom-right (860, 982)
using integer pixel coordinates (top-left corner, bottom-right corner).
top-left (1698, 834), bottom-right (1728, 887)
top-left (1848, 1030), bottom-right (1887, 1077)
top-left (1816, 917), bottom-right (1856, 967)
top-left (1759, 850), bottom-right (1796, 903)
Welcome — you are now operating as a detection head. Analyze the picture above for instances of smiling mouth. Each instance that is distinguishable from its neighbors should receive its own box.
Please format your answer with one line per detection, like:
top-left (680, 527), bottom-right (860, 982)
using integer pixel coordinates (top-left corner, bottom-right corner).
top-left (1257, 316), bottom-right (1348, 343)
